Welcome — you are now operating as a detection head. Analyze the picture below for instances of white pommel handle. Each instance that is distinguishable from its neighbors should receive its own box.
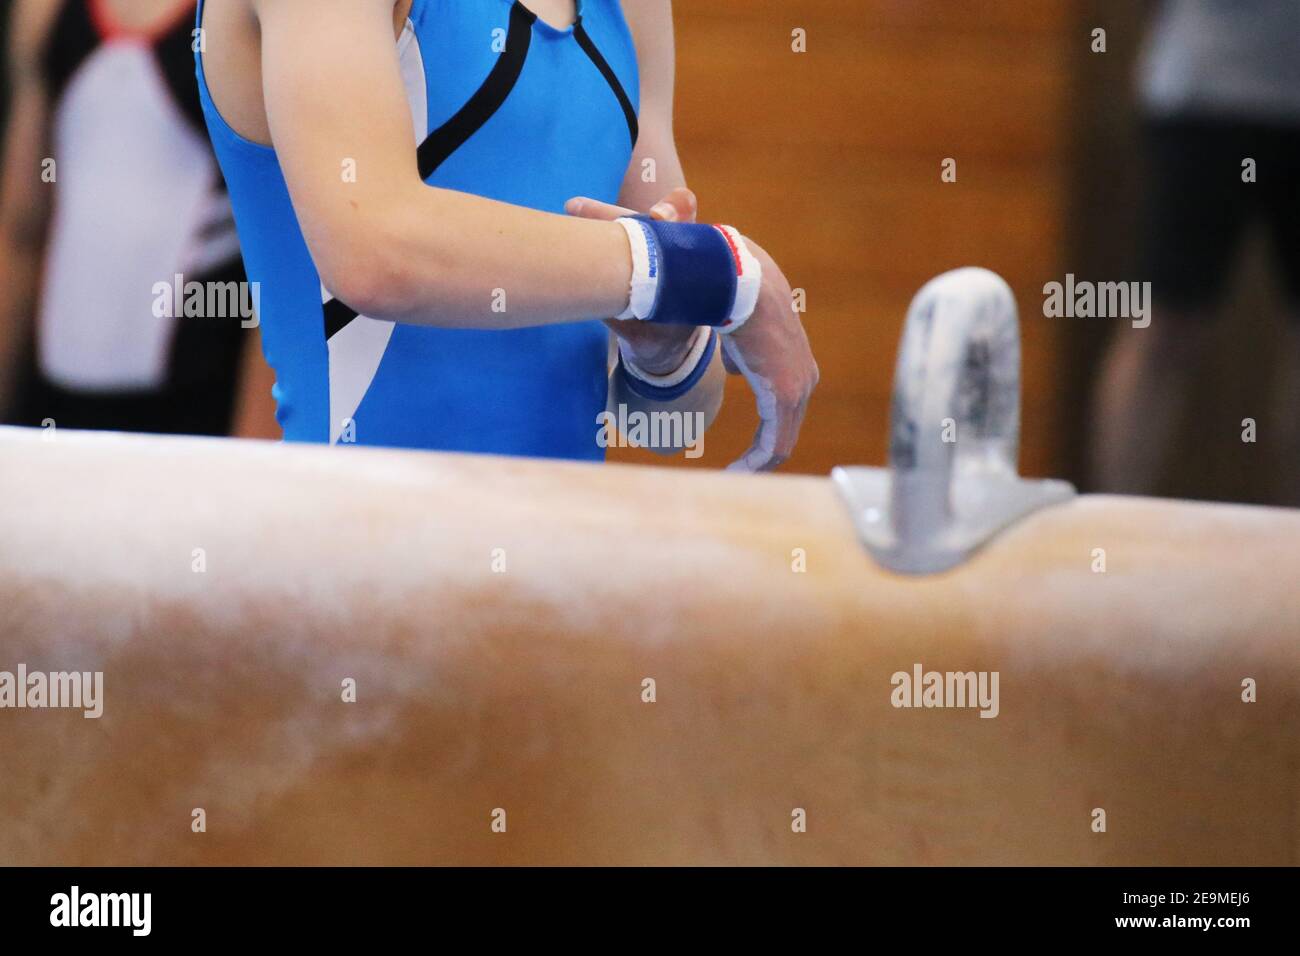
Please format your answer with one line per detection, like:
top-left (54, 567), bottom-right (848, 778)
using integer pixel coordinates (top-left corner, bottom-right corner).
top-left (887, 267), bottom-right (1021, 543)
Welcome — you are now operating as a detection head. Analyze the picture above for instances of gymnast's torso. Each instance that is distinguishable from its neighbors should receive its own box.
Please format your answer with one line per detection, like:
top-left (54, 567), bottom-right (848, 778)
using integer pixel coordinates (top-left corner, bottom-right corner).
top-left (196, 0), bottom-right (639, 457)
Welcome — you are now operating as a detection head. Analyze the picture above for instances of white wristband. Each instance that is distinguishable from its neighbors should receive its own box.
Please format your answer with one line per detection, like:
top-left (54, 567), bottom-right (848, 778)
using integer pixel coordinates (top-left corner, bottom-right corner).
top-left (614, 217), bottom-right (660, 321)
top-left (713, 225), bottom-right (762, 334)
top-left (619, 325), bottom-right (714, 390)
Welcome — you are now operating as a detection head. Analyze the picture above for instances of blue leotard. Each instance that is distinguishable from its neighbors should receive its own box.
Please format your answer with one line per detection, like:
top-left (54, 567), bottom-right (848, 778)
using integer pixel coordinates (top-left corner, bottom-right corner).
top-left (195, 0), bottom-right (638, 457)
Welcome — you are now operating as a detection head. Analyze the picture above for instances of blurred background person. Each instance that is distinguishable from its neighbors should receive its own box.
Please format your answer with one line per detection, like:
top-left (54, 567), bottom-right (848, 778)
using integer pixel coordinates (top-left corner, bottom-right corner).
top-left (1090, 0), bottom-right (1300, 501)
top-left (0, 0), bottom-right (272, 436)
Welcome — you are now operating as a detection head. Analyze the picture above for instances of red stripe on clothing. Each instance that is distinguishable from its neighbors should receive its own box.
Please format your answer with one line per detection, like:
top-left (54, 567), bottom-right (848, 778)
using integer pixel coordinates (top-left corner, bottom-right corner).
top-left (89, 0), bottom-right (196, 43)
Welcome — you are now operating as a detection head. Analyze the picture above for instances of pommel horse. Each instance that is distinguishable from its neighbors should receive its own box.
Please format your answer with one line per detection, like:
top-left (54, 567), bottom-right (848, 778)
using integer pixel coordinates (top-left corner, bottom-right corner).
top-left (1, 270), bottom-right (1295, 865)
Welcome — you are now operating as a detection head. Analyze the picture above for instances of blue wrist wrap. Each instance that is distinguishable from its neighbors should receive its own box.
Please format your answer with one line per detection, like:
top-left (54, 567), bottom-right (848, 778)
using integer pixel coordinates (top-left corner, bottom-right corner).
top-left (635, 217), bottom-right (739, 327)
top-left (617, 330), bottom-right (718, 403)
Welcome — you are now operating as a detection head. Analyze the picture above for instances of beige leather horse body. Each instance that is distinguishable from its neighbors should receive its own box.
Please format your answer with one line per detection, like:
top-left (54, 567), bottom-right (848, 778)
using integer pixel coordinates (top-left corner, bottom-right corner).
top-left (1, 425), bottom-right (1296, 865)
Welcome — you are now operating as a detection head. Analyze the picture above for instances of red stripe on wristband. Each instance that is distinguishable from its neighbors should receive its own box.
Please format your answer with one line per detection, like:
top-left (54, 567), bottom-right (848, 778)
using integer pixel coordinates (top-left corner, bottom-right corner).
top-left (713, 224), bottom-right (745, 276)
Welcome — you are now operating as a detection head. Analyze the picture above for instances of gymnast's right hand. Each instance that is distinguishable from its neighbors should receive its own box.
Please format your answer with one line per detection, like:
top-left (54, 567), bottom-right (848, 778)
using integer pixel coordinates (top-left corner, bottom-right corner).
top-left (721, 239), bottom-right (818, 472)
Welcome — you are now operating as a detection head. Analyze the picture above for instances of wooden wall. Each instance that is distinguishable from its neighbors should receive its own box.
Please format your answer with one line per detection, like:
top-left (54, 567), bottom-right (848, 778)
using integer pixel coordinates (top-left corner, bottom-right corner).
top-left (612, 0), bottom-right (1078, 477)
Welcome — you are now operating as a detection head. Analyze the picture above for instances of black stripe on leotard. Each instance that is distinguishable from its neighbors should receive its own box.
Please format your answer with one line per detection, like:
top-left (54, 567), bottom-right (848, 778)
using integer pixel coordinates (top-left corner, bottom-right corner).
top-left (325, 0), bottom-right (538, 340)
top-left (573, 17), bottom-right (638, 148)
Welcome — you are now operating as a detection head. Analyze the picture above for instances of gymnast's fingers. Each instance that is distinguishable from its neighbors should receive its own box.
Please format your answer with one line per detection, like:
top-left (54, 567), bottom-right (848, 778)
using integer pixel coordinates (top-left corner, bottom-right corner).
top-left (722, 339), bottom-right (811, 472)
top-left (564, 196), bottom-right (635, 220)
top-left (720, 347), bottom-right (742, 375)
top-left (652, 186), bottom-right (698, 223)
top-left (564, 186), bottom-right (697, 223)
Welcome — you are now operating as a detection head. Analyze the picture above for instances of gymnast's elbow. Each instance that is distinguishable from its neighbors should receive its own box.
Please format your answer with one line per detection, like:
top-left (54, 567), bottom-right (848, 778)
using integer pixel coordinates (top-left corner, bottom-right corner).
top-left (307, 195), bottom-right (443, 322)
top-left (313, 235), bottom-right (420, 324)
top-left (313, 221), bottom-right (508, 328)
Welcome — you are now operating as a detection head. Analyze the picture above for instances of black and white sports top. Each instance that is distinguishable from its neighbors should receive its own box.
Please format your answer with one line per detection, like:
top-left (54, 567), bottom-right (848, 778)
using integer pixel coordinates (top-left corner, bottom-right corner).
top-left (36, 0), bottom-right (244, 393)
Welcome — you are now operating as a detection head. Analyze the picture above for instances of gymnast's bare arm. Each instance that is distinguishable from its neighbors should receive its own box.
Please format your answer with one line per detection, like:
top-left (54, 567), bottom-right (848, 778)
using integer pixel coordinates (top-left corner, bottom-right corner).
top-left (0, 0), bottom-right (60, 416)
top-left (206, 0), bottom-right (817, 468)
top-left (208, 0), bottom-right (633, 328)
